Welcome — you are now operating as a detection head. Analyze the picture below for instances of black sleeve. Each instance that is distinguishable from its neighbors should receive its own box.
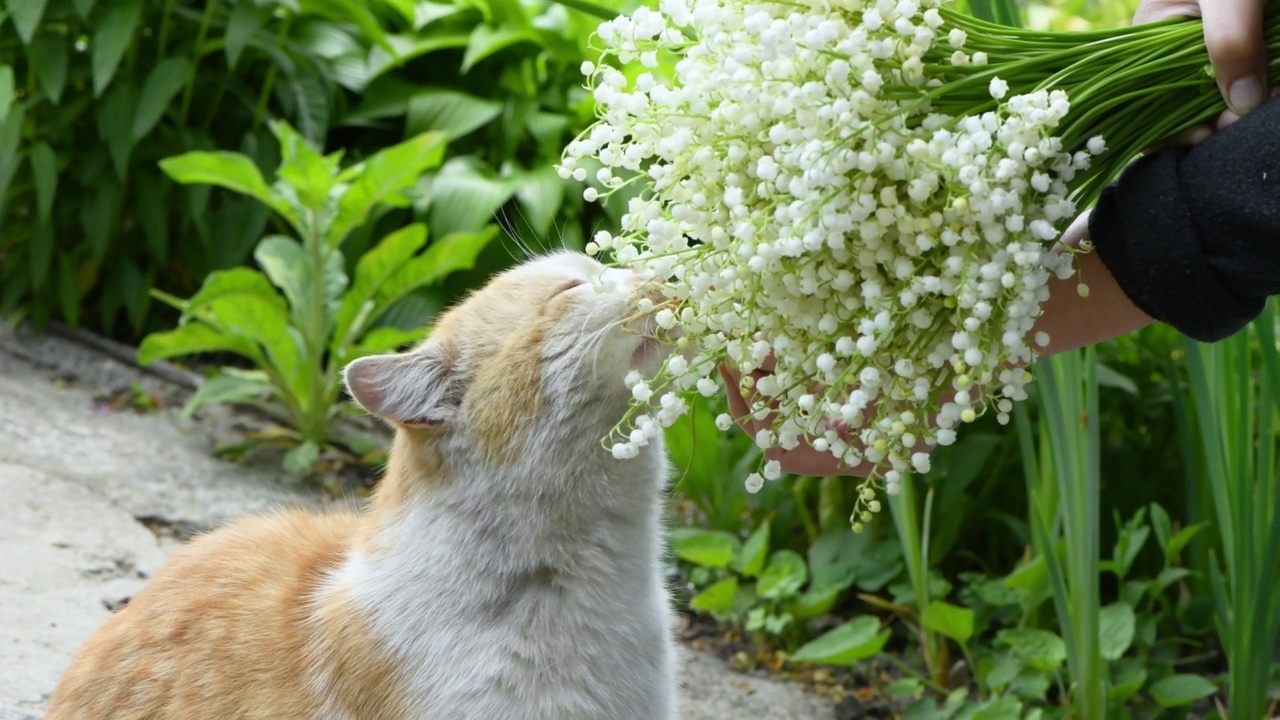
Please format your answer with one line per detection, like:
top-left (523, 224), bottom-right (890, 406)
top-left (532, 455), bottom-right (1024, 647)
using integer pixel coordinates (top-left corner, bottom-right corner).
top-left (1088, 96), bottom-right (1280, 342)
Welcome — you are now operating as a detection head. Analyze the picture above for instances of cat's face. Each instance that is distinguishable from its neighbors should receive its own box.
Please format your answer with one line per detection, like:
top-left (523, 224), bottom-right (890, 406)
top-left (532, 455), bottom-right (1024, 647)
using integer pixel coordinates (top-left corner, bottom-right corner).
top-left (343, 252), bottom-right (670, 462)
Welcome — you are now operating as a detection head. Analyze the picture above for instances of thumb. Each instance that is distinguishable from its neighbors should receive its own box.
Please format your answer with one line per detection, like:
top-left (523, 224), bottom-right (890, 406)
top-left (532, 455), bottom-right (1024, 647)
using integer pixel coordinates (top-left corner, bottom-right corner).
top-left (1201, 0), bottom-right (1268, 116)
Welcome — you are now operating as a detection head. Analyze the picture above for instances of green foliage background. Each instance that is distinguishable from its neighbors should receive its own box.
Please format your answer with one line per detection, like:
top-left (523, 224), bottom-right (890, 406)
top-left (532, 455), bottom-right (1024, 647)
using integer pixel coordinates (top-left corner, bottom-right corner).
top-left (5, 0), bottom-right (1278, 718)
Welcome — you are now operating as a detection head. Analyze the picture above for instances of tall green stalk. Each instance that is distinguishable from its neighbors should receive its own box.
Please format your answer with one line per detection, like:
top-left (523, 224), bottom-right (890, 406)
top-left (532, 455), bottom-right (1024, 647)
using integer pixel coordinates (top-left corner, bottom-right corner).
top-left (1031, 348), bottom-right (1105, 720)
top-left (1179, 302), bottom-right (1280, 720)
top-left (889, 479), bottom-right (947, 687)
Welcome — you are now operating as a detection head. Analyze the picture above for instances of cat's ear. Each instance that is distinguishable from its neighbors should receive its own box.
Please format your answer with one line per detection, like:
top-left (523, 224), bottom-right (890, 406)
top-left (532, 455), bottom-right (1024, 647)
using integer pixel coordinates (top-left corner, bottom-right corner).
top-left (343, 343), bottom-right (462, 425)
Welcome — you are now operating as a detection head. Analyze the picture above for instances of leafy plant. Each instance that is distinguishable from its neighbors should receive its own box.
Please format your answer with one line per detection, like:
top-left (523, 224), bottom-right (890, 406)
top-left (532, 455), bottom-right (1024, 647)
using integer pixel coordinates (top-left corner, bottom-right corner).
top-left (137, 121), bottom-right (496, 472)
top-left (1175, 301), bottom-right (1280, 720)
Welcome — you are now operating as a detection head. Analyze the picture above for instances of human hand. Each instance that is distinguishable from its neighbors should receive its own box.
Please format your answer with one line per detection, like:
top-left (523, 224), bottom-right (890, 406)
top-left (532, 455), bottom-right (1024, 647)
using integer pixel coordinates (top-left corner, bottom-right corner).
top-left (1135, 0), bottom-right (1268, 134)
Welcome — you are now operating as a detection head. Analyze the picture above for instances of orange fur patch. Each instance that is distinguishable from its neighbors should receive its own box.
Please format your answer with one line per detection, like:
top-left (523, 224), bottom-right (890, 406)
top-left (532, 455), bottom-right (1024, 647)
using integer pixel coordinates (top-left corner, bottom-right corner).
top-left (45, 509), bottom-right (410, 719)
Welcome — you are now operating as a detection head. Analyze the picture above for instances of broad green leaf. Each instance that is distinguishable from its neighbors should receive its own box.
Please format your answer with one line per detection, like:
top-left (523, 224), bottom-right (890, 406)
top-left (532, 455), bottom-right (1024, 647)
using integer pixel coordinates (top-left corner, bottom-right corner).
top-left (133, 57), bottom-right (192, 140)
top-left (461, 25), bottom-right (539, 73)
top-left (7, 0), bottom-right (48, 44)
top-left (137, 322), bottom-right (260, 365)
top-left (186, 267), bottom-right (288, 318)
top-left (298, 0), bottom-right (388, 50)
top-left (29, 142), bottom-right (57, 221)
top-left (159, 151), bottom-right (292, 220)
top-left (331, 223), bottom-right (430, 352)
top-left (1151, 567), bottom-right (1192, 596)
top-left (118, 258), bottom-right (149, 332)
top-left (254, 235), bottom-right (348, 339)
top-left (376, 0), bottom-right (416, 23)
top-left (791, 616), bottom-right (890, 666)
top-left (669, 527), bottom-right (738, 569)
top-left (922, 601), bottom-right (975, 643)
top-left (424, 157), bottom-right (516, 236)
top-left (1098, 601), bottom-right (1135, 660)
top-left (353, 225), bottom-right (498, 328)
top-left (884, 678), bottom-right (924, 699)
top-left (1108, 659), bottom-right (1147, 703)
top-left (732, 521), bottom-right (770, 577)
top-left (0, 65), bottom-right (12, 123)
top-left (329, 130), bottom-right (447, 243)
top-left (283, 440), bottom-right (321, 474)
top-left (367, 31), bottom-right (472, 82)
top-left (354, 325), bottom-right (427, 355)
top-left (96, 80), bottom-right (139, 178)
top-left (689, 577), bottom-right (738, 613)
top-left (971, 697), bottom-right (1020, 720)
top-left (757, 550), bottom-right (807, 600)
top-left (985, 652), bottom-right (1022, 693)
top-left (80, 178), bottom-right (122, 262)
top-left (30, 31), bottom-right (69, 102)
top-left (514, 164), bottom-right (564, 237)
top-left (92, 0), bottom-right (142, 96)
top-left (282, 65), bottom-right (332, 145)
top-left (995, 629), bottom-right (1066, 672)
top-left (413, 1), bottom-right (466, 29)
top-left (182, 370), bottom-right (276, 418)
top-left (1149, 674), bottom-right (1217, 708)
top-left (788, 586), bottom-right (839, 620)
top-left (226, 1), bottom-right (275, 69)
top-left (405, 88), bottom-right (502, 141)
top-left (72, 0), bottom-right (94, 17)
top-left (271, 120), bottom-right (341, 211)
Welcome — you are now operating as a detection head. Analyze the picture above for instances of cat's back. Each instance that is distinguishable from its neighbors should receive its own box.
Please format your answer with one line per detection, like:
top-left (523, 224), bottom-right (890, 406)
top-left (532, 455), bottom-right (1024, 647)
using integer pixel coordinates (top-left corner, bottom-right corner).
top-left (46, 507), bottom-right (365, 720)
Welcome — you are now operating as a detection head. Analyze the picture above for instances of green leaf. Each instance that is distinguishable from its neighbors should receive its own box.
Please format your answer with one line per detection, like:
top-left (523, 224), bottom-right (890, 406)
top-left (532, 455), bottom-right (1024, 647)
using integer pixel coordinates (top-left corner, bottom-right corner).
top-left (254, 235), bottom-right (348, 339)
top-left (186, 267), bottom-right (288, 318)
top-left (732, 521), bottom-right (769, 577)
top-left (72, 0), bottom-right (94, 18)
top-left (971, 697), bottom-right (1021, 720)
top-left (7, 0), bottom-right (48, 44)
top-left (160, 151), bottom-right (291, 219)
top-left (283, 440), bottom-right (321, 474)
top-left (226, 1), bottom-right (274, 69)
top-left (92, 0), bottom-right (142, 96)
top-left (922, 601), bottom-right (975, 644)
top-left (995, 629), bottom-right (1066, 672)
top-left (329, 130), bottom-right (448, 244)
top-left (689, 576), bottom-right (738, 613)
top-left (182, 370), bottom-right (276, 418)
top-left (461, 24), bottom-right (539, 73)
top-left (791, 616), bottom-right (890, 666)
top-left (29, 142), bottom-right (57, 221)
top-left (1098, 601), bottom-right (1135, 660)
top-left (424, 157), bottom-right (516, 236)
top-left (884, 678), bottom-right (924, 699)
top-left (354, 326), bottom-right (427, 355)
top-left (669, 527), bottom-right (738, 569)
top-left (1095, 362), bottom-right (1138, 395)
top-left (1149, 674), bottom-right (1217, 708)
top-left (298, 0), bottom-right (388, 50)
top-left (271, 120), bottom-right (341, 211)
top-left (1164, 523), bottom-right (1209, 564)
top-left (137, 321), bottom-right (260, 365)
top-left (0, 65), bottom-right (12, 123)
top-left (1108, 659), bottom-right (1147, 703)
top-left (406, 88), bottom-right (502, 141)
top-left (30, 31), bottom-right (69, 102)
top-left (96, 80), bottom-right (139, 178)
top-left (331, 223), bottom-right (429, 351)
top-left (514, 164), bottom-right (564, 237)
top-left (132, 57), bottom-right (192, 140)
top-left (788, 586), bottom-right (839, 620)
top-left (757, 550), bottom-right (807, 600)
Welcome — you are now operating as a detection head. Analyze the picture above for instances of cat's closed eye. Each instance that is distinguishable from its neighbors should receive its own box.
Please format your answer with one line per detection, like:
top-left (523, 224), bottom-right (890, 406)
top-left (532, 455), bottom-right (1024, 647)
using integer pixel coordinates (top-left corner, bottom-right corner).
top-left (553, 278), bottom-right (586, 296)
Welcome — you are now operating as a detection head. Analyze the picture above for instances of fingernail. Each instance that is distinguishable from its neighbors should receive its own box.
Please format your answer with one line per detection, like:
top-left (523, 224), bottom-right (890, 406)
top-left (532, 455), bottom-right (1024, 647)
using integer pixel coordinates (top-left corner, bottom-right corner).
top-left (1228, 76), bottom-right (1264, 115)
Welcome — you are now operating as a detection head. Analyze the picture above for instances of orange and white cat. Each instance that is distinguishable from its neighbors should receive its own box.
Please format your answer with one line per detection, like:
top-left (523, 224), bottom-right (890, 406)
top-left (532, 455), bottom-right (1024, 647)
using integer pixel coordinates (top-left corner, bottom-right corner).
top-left (47, 252), bottom-right (681, 719)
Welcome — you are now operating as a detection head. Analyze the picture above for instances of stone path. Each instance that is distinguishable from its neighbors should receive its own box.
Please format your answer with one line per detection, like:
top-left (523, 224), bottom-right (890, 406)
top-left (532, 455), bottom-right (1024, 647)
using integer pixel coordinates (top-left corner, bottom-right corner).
top-left (0, 324), bottom-right (835, 719)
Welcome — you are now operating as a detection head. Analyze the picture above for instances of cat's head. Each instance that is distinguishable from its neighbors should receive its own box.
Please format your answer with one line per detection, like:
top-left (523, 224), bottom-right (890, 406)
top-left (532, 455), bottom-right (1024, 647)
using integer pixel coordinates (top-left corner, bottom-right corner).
top-left (343, 251), bottom-right (671, 466)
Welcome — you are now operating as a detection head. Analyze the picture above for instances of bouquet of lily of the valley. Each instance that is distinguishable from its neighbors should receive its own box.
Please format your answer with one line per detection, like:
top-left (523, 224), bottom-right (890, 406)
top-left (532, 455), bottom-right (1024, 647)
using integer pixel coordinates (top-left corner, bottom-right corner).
top-left (560, 0), bottom-right (1280, 523)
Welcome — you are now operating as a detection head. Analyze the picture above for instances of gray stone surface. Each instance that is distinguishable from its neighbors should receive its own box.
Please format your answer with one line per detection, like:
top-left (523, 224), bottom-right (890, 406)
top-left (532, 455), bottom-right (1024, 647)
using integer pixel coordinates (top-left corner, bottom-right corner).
top-left (0, 326), bottom-right (835, 719)
top-left (0, 463), bottom-right (166, 720)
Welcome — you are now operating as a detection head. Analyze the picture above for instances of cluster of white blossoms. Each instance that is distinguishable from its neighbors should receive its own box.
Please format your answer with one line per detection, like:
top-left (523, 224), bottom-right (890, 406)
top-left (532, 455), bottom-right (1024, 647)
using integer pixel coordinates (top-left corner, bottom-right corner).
top-left (561, 0), bottom-right (1106, 521)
